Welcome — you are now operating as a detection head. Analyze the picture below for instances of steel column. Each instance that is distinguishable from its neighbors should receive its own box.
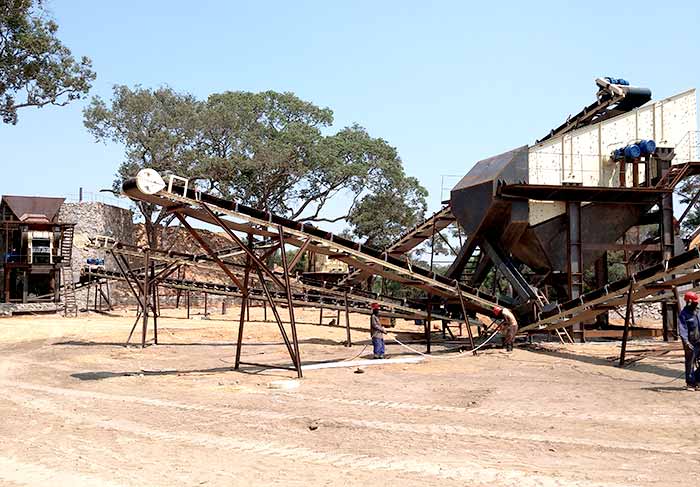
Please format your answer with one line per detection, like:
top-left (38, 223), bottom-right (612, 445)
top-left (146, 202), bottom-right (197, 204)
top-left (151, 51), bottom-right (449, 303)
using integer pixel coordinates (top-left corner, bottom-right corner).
top-left (278, 226), bottom-right (302, 378)
top-left (141, 250), bottom-right (150, 348)
top-left (619, 283), bottom-right (635, 366)
top-left (456, 285), bottom-right (477, 354)
top-left (343, 290), bottom-right (352, 347)
top-left (234, 252), bottom-right (252, 370)
top-left (566, 201), bottom-right (584, 342)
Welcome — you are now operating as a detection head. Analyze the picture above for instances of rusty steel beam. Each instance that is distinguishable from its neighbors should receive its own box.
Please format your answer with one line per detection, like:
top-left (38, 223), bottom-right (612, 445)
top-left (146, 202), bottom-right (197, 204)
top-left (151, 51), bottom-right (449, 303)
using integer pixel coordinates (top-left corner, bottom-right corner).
top-left (173, 212), bottom-right (246, 291)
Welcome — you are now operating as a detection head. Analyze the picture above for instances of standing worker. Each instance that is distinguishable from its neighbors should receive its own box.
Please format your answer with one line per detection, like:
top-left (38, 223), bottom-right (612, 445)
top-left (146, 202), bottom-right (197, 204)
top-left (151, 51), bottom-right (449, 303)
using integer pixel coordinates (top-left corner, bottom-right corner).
top-left (492, 306), bottom-right (518, 352)
top-left (678, 291), bottom-right (700, 390)
top-left (370, 303), bottom-right (386, 359)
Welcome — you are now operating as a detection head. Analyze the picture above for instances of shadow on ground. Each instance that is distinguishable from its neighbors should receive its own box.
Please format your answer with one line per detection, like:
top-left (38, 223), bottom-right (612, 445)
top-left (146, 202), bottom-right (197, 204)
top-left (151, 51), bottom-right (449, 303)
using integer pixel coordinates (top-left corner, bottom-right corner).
top-left (523, 344), bottom-right (686, 383)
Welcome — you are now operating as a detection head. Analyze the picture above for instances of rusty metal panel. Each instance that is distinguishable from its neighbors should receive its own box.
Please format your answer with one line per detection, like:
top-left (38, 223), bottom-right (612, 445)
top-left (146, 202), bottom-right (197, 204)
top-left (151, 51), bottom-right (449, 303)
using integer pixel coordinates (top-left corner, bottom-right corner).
top-left (451, 145), bottom-right (529, 191)
top-left (1, 196), bottom-right (65, 223)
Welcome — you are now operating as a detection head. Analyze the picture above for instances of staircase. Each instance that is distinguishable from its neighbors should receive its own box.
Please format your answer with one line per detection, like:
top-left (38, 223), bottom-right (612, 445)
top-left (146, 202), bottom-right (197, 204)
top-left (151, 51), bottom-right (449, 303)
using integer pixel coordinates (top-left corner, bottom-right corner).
top-left (60, 225), bottom-right (78, 317)
top-left (655, 163), bottom-right (690, 189)
top-left (459, 247), bottom-right (483, 285)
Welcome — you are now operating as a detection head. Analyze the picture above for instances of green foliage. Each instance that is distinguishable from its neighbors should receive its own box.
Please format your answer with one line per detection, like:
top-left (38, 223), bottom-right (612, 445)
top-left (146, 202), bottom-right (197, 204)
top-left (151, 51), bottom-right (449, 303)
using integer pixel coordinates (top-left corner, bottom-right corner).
top-left (83, 85), bottom-right (201, 247)
top-left (0, 0), bottom-right (95, 124)
top-left (84, 86), bottom-right (428, 249)
top-left (678, 175), bottom-right (700, 236)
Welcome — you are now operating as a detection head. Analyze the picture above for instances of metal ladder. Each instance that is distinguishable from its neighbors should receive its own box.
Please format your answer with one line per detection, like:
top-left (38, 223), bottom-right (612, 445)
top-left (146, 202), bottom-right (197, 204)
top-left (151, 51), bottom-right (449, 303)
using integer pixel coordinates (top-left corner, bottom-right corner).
top-left (536, 289), bottom-right (573, 344)
top-left (62, 267), bottom-right (78, 317)
top-left (60, 225), bottom-right (77, 317)
top-left (60, 226), bottom-right (74, 262)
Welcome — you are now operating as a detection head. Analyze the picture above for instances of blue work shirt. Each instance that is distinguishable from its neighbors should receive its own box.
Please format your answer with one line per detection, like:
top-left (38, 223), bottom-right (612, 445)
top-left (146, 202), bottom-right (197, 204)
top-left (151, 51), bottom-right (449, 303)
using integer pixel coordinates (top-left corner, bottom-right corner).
top-left (679, 305), bottom-right (700, 345)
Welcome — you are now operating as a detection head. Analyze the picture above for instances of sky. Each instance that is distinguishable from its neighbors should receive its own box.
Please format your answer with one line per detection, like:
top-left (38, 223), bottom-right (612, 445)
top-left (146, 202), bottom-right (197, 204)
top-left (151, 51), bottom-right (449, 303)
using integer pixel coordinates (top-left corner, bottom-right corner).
top-left (1, 0), bottom-right (699, 227)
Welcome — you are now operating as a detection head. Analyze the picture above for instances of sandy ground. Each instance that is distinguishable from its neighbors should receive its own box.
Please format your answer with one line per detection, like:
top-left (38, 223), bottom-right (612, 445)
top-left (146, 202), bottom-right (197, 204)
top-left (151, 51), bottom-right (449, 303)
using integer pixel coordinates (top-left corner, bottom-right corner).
top-left (0, 305), bottom-right (698, 487)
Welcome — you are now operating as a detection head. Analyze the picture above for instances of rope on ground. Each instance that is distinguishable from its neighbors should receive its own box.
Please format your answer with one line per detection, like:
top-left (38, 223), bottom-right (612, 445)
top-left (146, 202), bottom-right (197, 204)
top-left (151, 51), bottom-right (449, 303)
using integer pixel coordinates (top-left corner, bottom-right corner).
top-left (389, 330), bottom-right (499, 359)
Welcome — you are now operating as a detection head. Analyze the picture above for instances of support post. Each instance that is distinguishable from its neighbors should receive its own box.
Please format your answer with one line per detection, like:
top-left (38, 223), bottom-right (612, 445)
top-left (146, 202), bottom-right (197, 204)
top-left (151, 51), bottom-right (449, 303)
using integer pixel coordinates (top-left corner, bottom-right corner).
top-left (343, 291), bottom-right (352, 347)
top-left (151, 262), bottom-right (158, 345)
top-left (278, 226), bottom-right (302, 378)
top-left (619, 283), bottom-right (635, 367)
top-left (429, 217), bottom-right (436, 273)
top-left (456, 285), bottom-right (477, 354)
top-left (254, 268), bottom-right (298, 366)
top-left (660, 186), bottom-right (677, 341)
top-left (141, 250), bottom-right (150, 348)
top-left (566, 201), bottom-right (584, 342)
top-left (234, 252), bottom-right (252, 370)
top-left (425, 300), bottom-right (432, 354)
top-left (594, 253), bottom-right (609, 327)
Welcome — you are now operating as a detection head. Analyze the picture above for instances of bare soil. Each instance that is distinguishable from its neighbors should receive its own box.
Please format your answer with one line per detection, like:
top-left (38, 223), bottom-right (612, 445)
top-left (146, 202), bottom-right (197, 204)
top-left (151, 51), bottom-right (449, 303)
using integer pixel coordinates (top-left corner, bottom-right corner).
top-left (0, 306), bottom-right (698, 487)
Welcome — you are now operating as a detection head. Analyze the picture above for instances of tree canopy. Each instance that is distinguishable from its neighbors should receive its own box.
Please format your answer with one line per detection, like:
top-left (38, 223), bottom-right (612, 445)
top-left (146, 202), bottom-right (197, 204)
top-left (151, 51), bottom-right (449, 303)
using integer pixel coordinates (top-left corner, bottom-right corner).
top-left (84, 85), bottom-right (428, 249)
top-left (0, 0), bottom-right (95, 124)
top-left (678, 176), bottom-right (700, 237)
top-left (83, 85), bottom-right (200, 247)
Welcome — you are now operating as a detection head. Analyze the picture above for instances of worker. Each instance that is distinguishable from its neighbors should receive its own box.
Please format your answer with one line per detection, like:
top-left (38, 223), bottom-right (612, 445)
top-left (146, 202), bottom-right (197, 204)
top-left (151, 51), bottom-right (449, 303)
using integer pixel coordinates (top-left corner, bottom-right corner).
top-left (492, 306), bottom-right (518, 352)
top-left (678, 291), bottom-right (700, 389)
top-left (370, 303), bottom-right (386, 359)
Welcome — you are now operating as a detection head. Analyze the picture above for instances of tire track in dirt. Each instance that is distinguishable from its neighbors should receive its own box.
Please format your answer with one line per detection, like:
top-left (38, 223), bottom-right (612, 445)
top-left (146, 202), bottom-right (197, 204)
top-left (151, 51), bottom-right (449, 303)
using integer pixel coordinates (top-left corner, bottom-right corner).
top-left (0, 455), bottom-right (131, 487)
top-left (3, 380), bottom-right (693, 457)
top-left (283, 392), bottom-right (695, 427)
top-left (6, 390), bottom-right (634, 487)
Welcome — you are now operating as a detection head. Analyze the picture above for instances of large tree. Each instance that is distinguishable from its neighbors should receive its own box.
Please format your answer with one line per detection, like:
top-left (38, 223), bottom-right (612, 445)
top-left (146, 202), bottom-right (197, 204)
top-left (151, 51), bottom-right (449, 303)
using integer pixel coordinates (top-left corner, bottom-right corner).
top-left (84, 85), bottom-right (201, 247)
top-left (0, 0), bottom-right (95, 124)
top-left (84, 86), bottom-right (428, 249)
top-left (200, 91), bottom-right (427, 245)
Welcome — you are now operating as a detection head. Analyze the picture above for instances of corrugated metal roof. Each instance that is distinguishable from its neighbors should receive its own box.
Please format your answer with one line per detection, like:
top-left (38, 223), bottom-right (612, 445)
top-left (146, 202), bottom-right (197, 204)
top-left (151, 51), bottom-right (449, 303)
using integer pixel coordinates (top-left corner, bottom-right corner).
top-left (1, 195), bottom-right (65, 223)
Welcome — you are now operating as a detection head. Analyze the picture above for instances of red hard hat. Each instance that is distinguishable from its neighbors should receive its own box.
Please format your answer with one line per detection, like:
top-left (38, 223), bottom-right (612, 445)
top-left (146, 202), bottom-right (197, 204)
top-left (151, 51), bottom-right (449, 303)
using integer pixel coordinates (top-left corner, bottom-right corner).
top-left (370, 303), bottom-right (380, 310)
top-left (685, 291), bottom-right (699, 303)
top-left (492, 306), bottom-right (502, 316)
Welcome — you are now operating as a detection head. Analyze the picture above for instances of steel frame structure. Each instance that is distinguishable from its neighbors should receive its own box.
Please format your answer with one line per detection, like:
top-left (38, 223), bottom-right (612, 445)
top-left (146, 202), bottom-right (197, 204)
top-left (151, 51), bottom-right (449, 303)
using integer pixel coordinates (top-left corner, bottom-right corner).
top-left (84, 229), bottom-right (480, 374)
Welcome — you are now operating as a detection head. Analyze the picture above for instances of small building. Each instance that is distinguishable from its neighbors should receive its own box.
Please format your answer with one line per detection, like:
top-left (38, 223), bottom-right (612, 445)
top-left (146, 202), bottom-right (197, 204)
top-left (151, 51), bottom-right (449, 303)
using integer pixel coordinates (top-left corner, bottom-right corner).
top-left (0, 195), bottom-right (74, 305)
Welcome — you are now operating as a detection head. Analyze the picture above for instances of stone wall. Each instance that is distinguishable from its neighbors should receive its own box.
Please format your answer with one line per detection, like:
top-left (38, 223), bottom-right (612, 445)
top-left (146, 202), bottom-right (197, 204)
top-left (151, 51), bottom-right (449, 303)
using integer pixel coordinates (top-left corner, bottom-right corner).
top-left (58, 202), bottom-right (136, 307)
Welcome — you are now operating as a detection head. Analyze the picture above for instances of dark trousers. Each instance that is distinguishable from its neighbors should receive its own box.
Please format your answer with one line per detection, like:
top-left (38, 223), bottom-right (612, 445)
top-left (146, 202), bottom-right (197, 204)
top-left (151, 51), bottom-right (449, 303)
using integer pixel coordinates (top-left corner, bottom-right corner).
top-left (372, 337), bottom-right (385, 357)
top-left (683, 343), bottom-right (699, 386)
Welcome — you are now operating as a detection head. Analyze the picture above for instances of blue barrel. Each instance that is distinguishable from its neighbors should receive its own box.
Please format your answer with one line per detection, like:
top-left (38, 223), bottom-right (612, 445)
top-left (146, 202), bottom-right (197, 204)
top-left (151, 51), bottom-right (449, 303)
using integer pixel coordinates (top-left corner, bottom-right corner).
top-left (638, 139), bottom-right (656, 155)
top-left (624, 144), bottom-right (641, 158)
top-left (613, 148), bottom-right (625, 160)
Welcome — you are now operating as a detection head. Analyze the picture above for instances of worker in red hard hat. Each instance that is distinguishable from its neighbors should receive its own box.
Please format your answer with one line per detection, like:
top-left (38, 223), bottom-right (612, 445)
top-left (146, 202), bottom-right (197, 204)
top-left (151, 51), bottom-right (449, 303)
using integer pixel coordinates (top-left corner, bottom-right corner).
top-left (370, 303), bottom-right (387, 359)
top-left (679, 291), bottom-right (700, 389)
top-left (492, 305), bottom-right (518, 352)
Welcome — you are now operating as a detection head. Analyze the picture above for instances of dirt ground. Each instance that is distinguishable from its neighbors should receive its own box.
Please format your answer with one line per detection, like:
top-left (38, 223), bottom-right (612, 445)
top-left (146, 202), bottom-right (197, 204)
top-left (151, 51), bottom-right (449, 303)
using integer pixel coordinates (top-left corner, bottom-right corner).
top-left (0, 305), bottom-right (698, 487)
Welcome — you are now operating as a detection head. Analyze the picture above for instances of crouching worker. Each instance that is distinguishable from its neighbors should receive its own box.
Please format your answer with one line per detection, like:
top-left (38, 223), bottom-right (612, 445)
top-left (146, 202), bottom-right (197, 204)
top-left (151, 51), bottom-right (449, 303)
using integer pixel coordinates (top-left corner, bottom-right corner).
top-left (370, 303), bottom-right (386, 359)
top-left (492, 306), bottom-right (518, 352)
top-left (679, 291), bottom-right (700, 390)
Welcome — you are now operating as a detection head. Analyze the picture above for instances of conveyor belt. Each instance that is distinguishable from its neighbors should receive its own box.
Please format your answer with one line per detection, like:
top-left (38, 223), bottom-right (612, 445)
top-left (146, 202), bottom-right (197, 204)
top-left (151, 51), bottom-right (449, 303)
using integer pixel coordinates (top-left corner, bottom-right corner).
top-left (537, 78), bottom-right (652, 143)
top-left (338, 205), bottom-right (456, 286)
top-left (85, 236), bottom-right (471, 321)
top-left (81, 265), bottom-right (463, 323)
top-left (522, 247), bottom-right (700, 333)
top-left (86, 237), bottom-right (438, 312)
top-left (387, 206), bottom-right (456, 255)
top-left (121, 172), bottom-right (503, 314)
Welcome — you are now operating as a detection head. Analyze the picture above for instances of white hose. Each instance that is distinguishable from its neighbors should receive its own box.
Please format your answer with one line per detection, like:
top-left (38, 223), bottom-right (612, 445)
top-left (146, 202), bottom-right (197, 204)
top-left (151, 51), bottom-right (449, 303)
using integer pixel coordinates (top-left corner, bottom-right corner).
top-left (389, 330), bottom-right (499, 359)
